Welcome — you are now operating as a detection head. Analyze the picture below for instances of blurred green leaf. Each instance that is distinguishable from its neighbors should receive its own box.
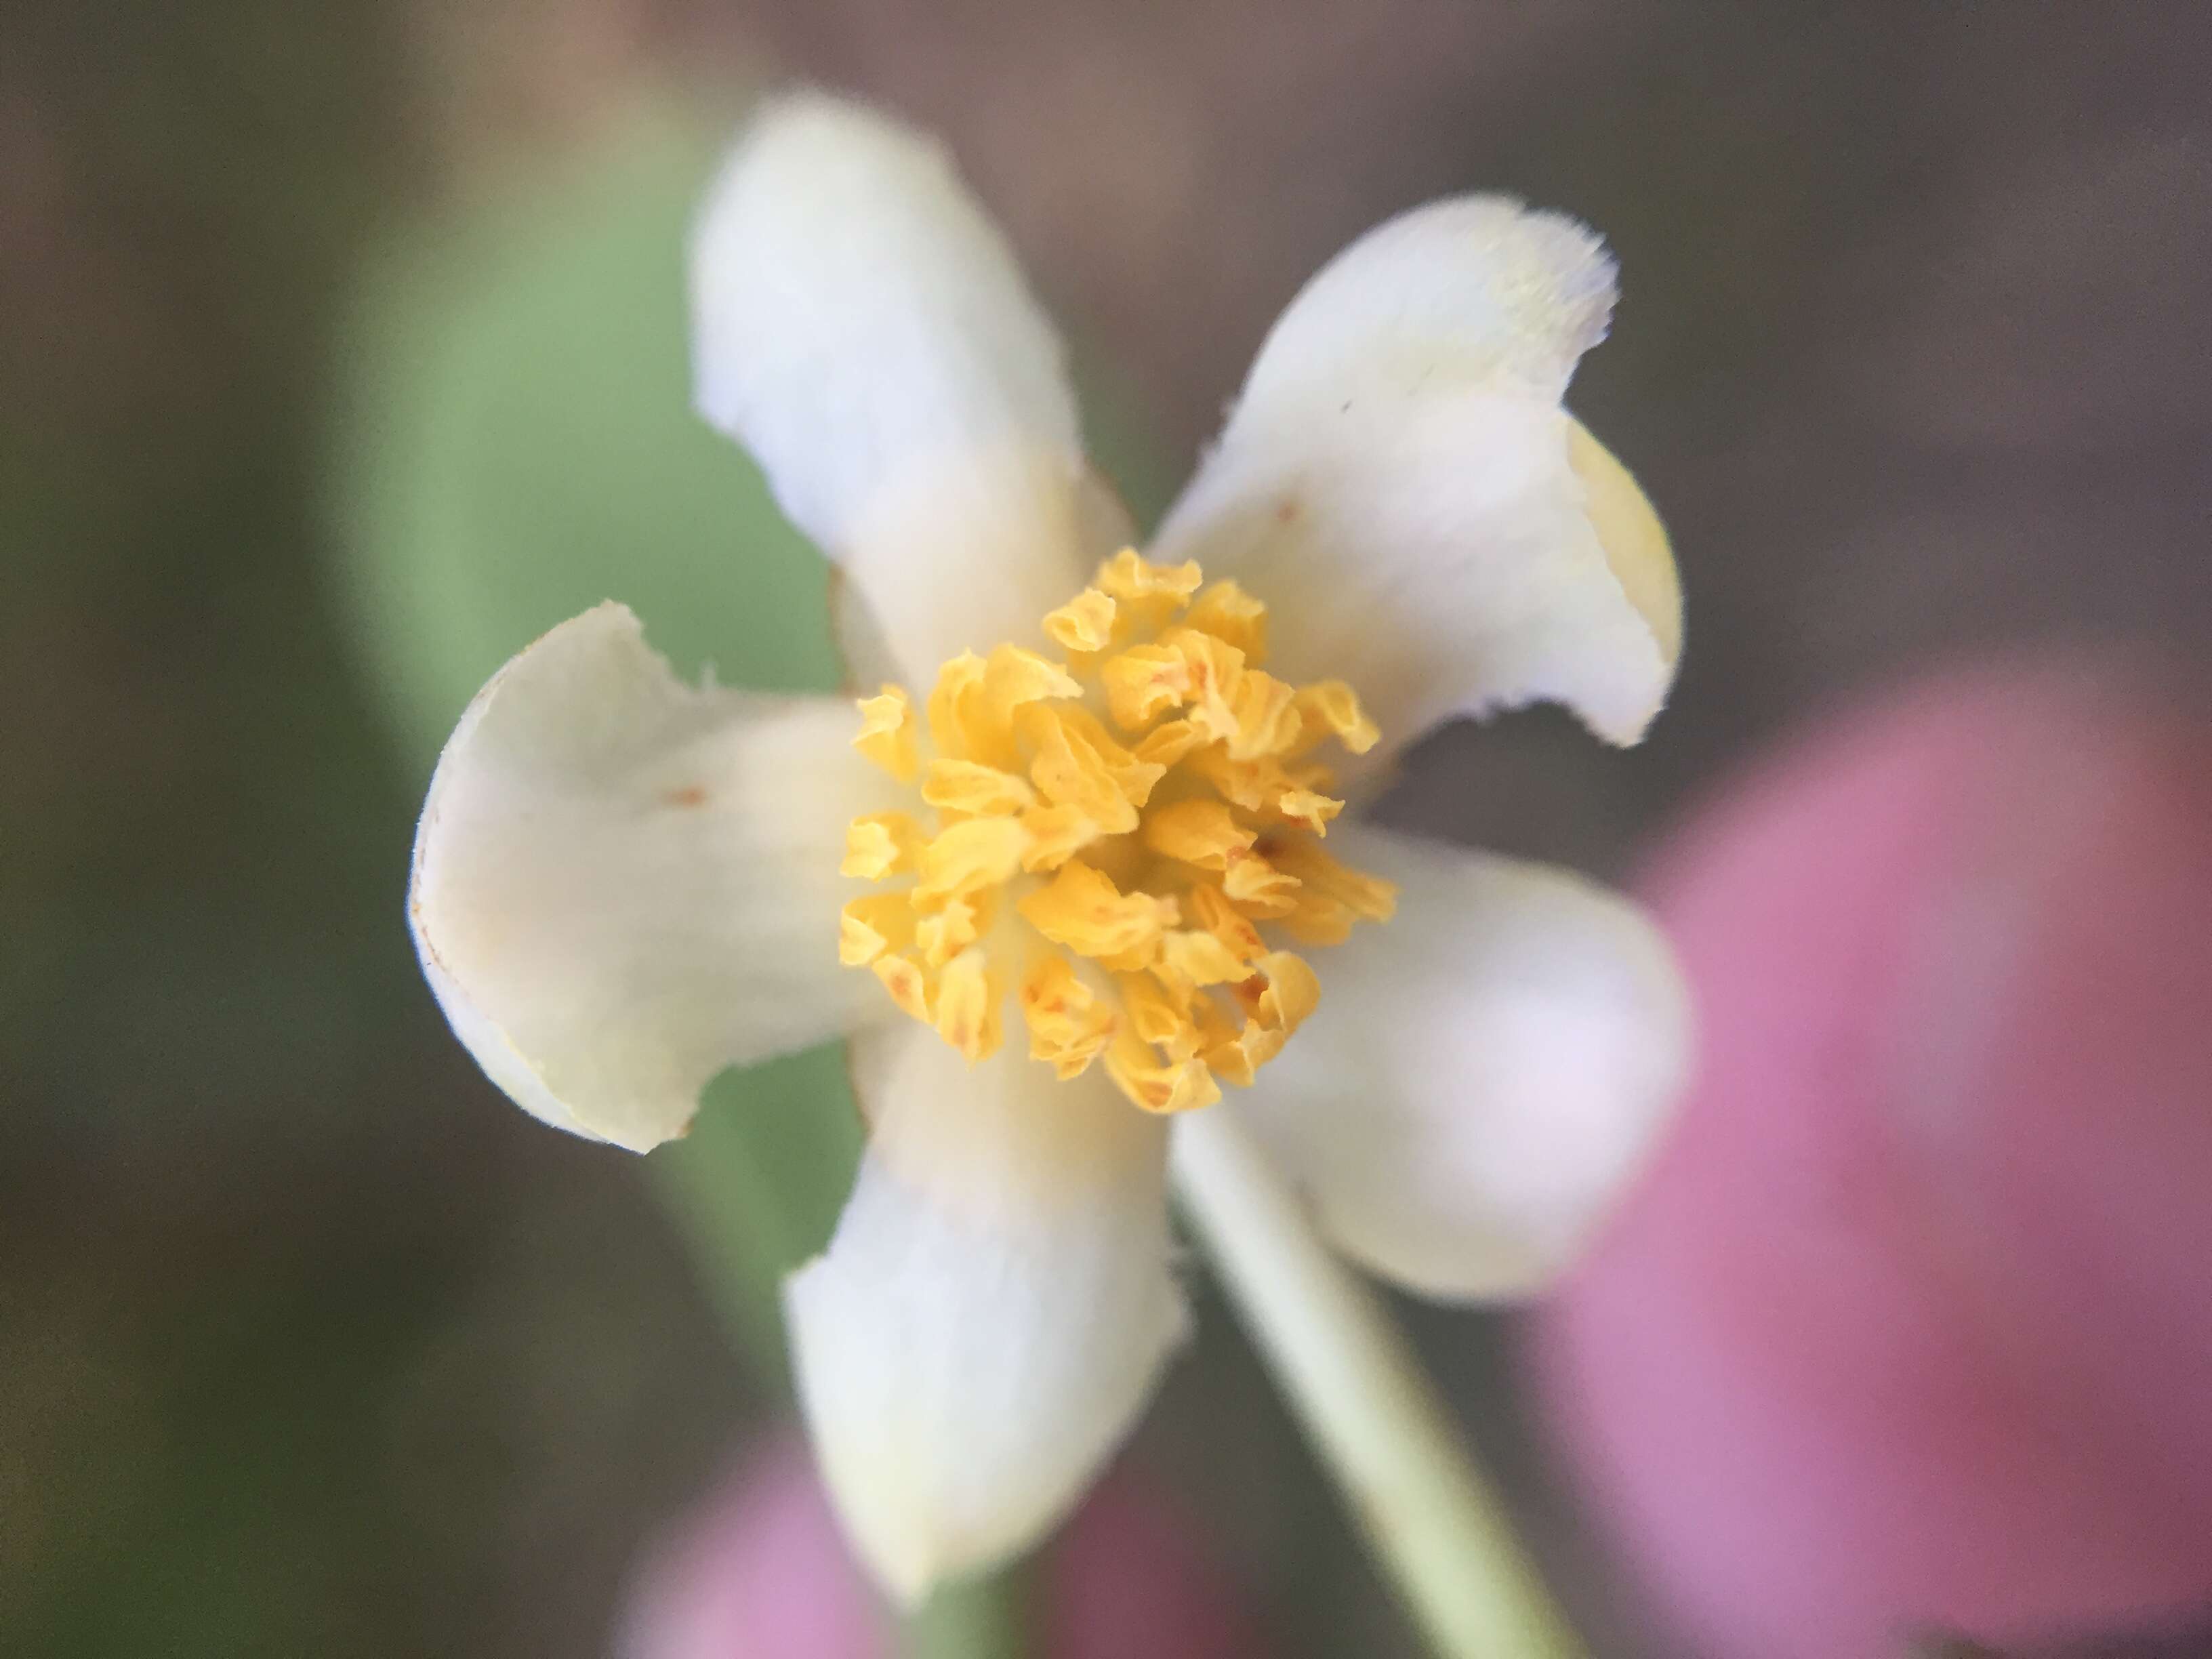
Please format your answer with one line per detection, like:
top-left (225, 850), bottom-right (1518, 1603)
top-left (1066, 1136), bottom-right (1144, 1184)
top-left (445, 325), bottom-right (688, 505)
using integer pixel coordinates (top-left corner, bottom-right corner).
top-left (330, 103), bottom-right (841, 729)
top-left (325, 102), bottom-right (854, 1388)
top-left (653, 1048), bottom-right (863, 1380)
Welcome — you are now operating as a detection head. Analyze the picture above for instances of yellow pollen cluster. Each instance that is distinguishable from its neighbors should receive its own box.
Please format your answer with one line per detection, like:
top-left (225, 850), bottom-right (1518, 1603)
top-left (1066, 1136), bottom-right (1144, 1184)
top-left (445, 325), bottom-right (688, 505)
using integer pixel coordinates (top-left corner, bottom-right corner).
top-left (840, 550), bottom-right (1397, 1113)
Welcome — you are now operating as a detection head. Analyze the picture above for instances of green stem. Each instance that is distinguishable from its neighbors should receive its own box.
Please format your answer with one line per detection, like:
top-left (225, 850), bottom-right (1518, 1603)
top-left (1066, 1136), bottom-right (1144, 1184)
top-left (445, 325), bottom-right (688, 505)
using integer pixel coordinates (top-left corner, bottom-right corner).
top-left (901, 1564), bottom-right (1036, 1659)
top-left (1170, 1109), bottom-right (1588, 1659)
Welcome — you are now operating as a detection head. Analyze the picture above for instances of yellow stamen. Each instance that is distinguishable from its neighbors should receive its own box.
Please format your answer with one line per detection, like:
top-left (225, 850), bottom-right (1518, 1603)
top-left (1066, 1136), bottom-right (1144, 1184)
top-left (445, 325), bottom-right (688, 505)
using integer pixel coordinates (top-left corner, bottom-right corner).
top-left (1159, 927), bottom-right (1250, 987)
top-left (1249, 950), bottom-right (1322, 1033)
top-left (1019, 957), bottom-right (1118, 1079)
top-left (838, 546), bottom-right (1394, 1113)
top-left (914, 816), bottom-right (1031, 905)
top-left (1024, 703), bottom-right (1162, 834)
top-left (1018, 802), bottom-right (1101, 872)
top-left (1018, 861), bottom-right (1179, 963)
top-left (1141, 798), bottom-right (1254, 870)
top-left (1170, 629), bottom-right (1300, 761)
top-left (840, 894), bottom-right (914, 966)
top-left (1187, 882), bottom-right (1267, 964)
top-left (934, 946), bottom-right (1003, 1063)
top-left (1276, 790), bottom-right (1343, 836)
top-left (1267, 838), bottom-right (1400, 922)
top-left (841, 813), bottom-right (924, 880)
top-left (1042, 587), bottom-right (1118, 653)
top-left (1292, 680), bottom-right (1380, 756)
top-left (1097, 549), bottom-right (1202, 617)
top-left (1189, 746), bottom-right (1331, 814)
top-left (921, 759), bottom-right (1036, 817)
top-left (1279, 893), bottom-right (1358, 947)
top-left (1222, 851), bottom-right (1301, 916)
top-left (1204, 1020), bottom-right (1284, 1088)
top-left (984, 643), bottom-right (1084, 716)
top-left (1132, 718), bottom-right (1204, 768)
top-left (872, 954), bottom-right (933, 1022)
top-left (926, 651), bottom-right (990, 762)
top-left (1183, 579), bottom-right (1269, 660)
top-left (915, 890), bottom-right (991, 970)
top-left (853, 685), bottom-right (919, 780)
top-left (1105, 1025), bottom-right (1221, 1114)
top-left (1101, 644), bottom-right (1191, 729)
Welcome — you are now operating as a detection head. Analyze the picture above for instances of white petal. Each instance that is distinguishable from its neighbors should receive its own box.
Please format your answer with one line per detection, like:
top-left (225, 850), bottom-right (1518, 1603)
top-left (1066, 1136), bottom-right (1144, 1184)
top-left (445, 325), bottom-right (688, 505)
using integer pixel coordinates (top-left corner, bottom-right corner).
top-left (409, 604), bottom-right (897, 1152)
top-left (786, 1022), bottom-right (1185, 1602)
top-left (1246, 825), bottom-right (1692, 1300)
top-left (692, 94), bottom-right (1090, 682)
top-left (829, 464), bottom-right (1143, 691)
top-left (1151, 196), bottom-right (1680, 757)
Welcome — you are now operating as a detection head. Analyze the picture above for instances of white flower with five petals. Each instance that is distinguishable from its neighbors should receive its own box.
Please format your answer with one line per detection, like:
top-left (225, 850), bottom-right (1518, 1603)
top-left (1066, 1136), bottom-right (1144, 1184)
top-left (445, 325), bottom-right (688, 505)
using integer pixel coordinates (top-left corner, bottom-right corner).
top-left (409, 93), bottom-right (1689, 1603)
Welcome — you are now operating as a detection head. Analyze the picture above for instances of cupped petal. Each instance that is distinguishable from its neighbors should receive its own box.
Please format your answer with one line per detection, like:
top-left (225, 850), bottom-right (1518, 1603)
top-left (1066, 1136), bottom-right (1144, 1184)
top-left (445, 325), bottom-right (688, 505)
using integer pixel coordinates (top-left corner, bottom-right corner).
top-left (1150, 196), bottom-right (1680, 760)
top-left (409, 603), bottom-right (897, 1152)
top-left (692, 94), bottom-right (1090, 682)
top-left (1244, 824), bottom-right (1692, 1300)
top-left (786, 1021), bottom-right (1187, 1602)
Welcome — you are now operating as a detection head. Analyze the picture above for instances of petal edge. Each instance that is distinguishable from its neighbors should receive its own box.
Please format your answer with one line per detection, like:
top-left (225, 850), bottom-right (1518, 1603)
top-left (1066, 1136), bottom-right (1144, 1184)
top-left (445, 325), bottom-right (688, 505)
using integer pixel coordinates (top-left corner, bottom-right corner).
top-left (1153, 195), bottom-right (1679, 759)
top-left (409, 604), bottom-right (894, 1151)
top-left (1245, 825), bottom-right (1692, 1299)
top-left (786, 1023), bottom-right (1186, 1601)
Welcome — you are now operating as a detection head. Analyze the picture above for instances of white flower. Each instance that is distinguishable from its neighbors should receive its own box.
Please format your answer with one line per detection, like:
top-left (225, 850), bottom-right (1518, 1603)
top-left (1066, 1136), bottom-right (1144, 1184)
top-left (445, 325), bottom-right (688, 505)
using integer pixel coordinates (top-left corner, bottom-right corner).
top-left (408, 93), bottom-right (1689, 1603)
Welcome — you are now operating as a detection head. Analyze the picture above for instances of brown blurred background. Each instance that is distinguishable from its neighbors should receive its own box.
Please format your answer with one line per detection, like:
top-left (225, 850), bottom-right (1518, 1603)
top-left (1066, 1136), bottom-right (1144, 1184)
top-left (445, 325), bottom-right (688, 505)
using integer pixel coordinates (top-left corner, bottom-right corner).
top-left (5, 3), bottom-right (2209, 1656)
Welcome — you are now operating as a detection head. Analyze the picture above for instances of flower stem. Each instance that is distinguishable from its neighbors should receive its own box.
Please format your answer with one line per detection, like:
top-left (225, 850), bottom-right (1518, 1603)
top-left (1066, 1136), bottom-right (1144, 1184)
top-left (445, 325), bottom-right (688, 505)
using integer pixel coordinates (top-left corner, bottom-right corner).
top-left (901, 1565), bottom-right (1035, 1659)
top-left (1170, 1109), bottom-right (1589, 1659)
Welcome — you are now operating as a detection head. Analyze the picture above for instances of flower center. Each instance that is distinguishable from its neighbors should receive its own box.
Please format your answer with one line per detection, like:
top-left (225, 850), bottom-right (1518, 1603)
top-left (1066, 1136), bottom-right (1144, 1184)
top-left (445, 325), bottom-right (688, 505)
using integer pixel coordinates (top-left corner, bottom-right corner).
top-left (840, 550), bottom-right (1397, 1113)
